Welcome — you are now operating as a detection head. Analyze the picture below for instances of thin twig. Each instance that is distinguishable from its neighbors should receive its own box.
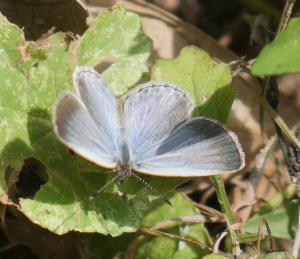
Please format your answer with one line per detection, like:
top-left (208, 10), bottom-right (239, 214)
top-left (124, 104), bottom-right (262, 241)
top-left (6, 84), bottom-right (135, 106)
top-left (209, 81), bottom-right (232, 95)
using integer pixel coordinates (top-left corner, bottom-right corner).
top-left (182, 194), bottom-right (225, 220)
top-left (240, 78), bottom-right (300, 149)
top-left (276, 0), bottom-right (296, 34)
top-left (256, 218), bottom-right (273, 256)
top-left (214, 231), bottom-right (228, 254)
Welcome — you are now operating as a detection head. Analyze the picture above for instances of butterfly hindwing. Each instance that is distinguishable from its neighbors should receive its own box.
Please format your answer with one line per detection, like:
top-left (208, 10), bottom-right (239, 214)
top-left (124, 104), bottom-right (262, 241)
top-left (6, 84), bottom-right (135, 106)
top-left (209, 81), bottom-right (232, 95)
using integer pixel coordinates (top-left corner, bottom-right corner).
top-left (132, 117), bottom-right (245, 177)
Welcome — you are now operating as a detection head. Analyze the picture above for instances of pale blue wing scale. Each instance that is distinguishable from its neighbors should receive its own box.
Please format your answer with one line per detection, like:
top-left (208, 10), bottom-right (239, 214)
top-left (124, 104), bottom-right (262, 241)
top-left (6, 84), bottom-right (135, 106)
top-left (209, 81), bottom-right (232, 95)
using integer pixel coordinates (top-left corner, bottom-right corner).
top-left (133, 118), bottom-right (245, 177)
top-left (54, 93), bottom-right (117, 169)
top-left (73, 67), bottom-right (119, 157)
top-left (124, 83), bottom-right (193, 163)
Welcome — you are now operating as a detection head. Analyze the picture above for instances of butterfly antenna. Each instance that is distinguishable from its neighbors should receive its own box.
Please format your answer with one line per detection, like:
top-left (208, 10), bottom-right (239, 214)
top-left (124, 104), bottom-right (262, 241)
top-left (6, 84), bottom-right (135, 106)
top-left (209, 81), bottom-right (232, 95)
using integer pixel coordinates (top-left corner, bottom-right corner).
top-left (89, 174), bottom-right (120, 201)
top-left (130, 172), bottom-right (172, 206)
top-left (54, 170), bottom-right (119, 230)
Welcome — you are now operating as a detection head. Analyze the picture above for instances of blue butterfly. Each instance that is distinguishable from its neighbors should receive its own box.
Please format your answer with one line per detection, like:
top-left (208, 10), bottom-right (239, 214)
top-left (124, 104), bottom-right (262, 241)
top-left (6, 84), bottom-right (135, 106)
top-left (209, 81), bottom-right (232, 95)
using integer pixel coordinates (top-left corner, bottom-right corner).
top-left (54, 67), bottom-right (244, 196)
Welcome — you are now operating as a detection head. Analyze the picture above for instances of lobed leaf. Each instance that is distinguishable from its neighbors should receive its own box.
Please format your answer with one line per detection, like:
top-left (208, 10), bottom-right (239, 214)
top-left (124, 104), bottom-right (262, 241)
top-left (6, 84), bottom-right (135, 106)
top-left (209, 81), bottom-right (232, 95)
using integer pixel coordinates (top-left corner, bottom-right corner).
top-left (252, 18), bottom-right (300, 76)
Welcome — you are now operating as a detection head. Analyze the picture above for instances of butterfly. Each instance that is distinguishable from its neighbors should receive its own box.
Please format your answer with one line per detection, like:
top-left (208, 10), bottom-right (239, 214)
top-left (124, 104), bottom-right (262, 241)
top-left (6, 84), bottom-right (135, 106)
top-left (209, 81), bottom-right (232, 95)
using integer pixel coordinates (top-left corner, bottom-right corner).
top-left (54, 67), bottom-right (245, 198)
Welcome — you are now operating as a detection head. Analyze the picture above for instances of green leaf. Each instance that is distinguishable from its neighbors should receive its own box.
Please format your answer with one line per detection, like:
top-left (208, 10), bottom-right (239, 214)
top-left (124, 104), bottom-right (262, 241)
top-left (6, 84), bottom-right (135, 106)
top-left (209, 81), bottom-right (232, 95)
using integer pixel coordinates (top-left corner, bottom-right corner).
top-left (135, 193), bottom-right (212, 259)
top-left (77, 5), bottom-right (152, 95)
top-left (0, 8), bottom-right (157, 236)
top-left (0, 18), bottom-right (23, 64)
top-left (245, 200), bottom-right (300, 240)
top-left (80, 193), bottom-right (212, 259)
top-left (0, 18), bottom-right (33, 194)
top-left (252, 18), bottom-right (300, 76)
top-left (151, 46), bottom-right (235, 123)
top-left (261, 252), bottom-right (296, 259)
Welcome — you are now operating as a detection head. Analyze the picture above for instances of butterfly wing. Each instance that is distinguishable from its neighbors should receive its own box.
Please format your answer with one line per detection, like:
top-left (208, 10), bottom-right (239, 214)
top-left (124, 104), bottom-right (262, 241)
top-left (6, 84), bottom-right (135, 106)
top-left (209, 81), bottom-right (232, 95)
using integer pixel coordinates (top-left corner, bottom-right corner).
top-left (124, 83), bottom-right (244, 177)
top-left (132, 118), bottom-right (245, 177)
top-left (124, 83), bottom-right (193, 163)
top-left (54, 67), bottom-right (119, 168)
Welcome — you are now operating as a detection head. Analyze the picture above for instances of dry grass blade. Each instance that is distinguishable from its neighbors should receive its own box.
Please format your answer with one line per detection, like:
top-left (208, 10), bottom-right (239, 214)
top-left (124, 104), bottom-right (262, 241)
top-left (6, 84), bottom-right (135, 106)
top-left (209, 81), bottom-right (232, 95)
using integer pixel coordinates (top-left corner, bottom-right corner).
top-left (256, 218), bottom-right (273, 256)
top-left (151, 214), bottom-right (223, 231)
top-left (182, 194), bottom-right (225, 220)
top-left (238, 74), bottom-right (300, 149)
top-left (140, 227), bottom-right (217, 253)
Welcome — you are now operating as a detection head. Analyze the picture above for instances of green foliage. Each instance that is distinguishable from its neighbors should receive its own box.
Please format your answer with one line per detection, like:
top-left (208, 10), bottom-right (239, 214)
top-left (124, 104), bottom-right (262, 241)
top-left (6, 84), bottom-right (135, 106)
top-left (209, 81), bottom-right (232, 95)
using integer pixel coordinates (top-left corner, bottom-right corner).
top-left (0, 4), bottom-right (235, 240)
top-left (252, 18), bottom-right (300, 75)
top-left (245, 200), bottom-right (300, 240)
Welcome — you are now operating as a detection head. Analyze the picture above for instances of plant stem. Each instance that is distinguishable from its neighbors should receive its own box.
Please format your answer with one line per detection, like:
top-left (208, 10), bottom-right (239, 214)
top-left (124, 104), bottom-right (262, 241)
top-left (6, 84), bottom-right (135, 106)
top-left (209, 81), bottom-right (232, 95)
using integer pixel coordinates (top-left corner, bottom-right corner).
top-left (292, 206), bottom-right (300, 257)
top-left (211, 175), bottom-right (234, 223)
top-left (211, 175), bottom-right (240, 254)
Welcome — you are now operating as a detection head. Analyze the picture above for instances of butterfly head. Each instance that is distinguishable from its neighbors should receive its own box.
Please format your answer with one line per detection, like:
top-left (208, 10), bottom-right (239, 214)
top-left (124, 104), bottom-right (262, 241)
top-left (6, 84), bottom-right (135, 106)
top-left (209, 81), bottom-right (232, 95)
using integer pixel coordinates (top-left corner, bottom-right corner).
top-left (117, 164), bottom-right (132, 183)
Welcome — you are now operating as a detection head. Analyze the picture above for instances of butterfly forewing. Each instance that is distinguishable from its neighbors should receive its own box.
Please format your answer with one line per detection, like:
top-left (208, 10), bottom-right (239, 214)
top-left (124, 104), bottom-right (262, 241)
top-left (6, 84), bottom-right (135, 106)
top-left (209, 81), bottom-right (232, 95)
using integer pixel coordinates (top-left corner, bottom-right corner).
top-left (73, 67), bottom-right (119, 155)
top-left (132, 117), bottom-right (245, 177)
top-left (54, 67), bottom-right (120, 169)
top-left (124, 83), bottom-right (193, 163)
